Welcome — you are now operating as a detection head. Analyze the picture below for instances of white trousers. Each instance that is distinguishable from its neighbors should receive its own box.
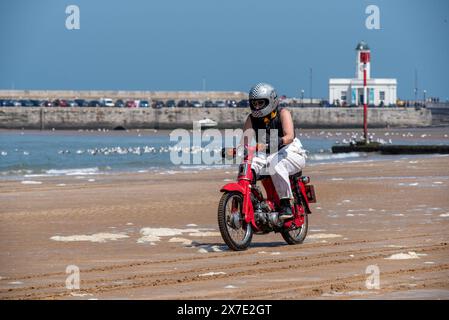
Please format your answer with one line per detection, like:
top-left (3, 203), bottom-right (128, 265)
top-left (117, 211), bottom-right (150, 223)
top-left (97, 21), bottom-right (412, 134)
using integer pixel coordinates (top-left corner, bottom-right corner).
top-left (251, 138), bottom-right (307, 199)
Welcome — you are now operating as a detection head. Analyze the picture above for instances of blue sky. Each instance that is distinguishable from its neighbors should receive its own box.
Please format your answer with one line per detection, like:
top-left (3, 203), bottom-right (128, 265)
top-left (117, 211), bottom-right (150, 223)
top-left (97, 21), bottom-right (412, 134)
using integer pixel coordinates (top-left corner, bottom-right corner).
top-left (1, 0), bottom-right (448, 99)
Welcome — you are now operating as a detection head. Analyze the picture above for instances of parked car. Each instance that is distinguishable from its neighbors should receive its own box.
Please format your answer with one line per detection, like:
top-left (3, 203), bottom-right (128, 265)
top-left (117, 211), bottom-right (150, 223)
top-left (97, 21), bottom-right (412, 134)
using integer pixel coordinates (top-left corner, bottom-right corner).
top-left (114, 99), bottom-right (125, 108)
top-left (19, 99), bottom-right (34, 107)
top-left (67, 100), bottom-right (77, 107)
top-left (0, 99), bottom-right (9, 106)
top-left (177, 100), bottom-right (189, 108)
top-left (41, 100), bottom-right (53, 107)
top-left (204, 100), bottom-right (215, 108)
top-left (125, 100), bottom-right (137, 108)
top-left (30, 99), bottom-right (41, 106)
top-left (226, 100), bottom-right (237, 108)
top-left (279, 101), bottom-right (289, 108)
top-left (74, 99), bottom-right (88, 107)
top-left (100, 98), bottom-right (114, 107)
top-left (237, 99), bottom-right (249, 108)
top-left (88, 100), bottom-right (101, 107)
top-left (152, 100), bottom-right (164, 109)
top-left (6, 99), bottom-right (19, 106)
top-left (139, 100), bottom-right (149, 108)
top-left (215, 100), bottom-right (226, 108)
top-left (53, 99), bottom-right (69, 107)
top-left (166, 100), bottom-right (176, 108)
top-left (189, 100), bottom-right (202, 108)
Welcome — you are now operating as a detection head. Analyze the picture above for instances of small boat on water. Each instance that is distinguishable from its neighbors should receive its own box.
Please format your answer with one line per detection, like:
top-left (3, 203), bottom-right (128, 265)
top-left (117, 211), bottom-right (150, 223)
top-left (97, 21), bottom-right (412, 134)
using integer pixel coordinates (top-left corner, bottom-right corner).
top-left (194, 118), bottom-right (218, 128)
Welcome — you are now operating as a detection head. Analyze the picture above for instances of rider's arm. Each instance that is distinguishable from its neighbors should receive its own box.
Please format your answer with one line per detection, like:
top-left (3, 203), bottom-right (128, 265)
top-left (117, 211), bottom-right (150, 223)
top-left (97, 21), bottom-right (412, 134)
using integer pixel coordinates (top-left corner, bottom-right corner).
top-left (280, 108), bottom-right (294, 147)
top-left (240, 115), bottom-right (254, 146)
top-left (227, 116), bottom-right (255, 157)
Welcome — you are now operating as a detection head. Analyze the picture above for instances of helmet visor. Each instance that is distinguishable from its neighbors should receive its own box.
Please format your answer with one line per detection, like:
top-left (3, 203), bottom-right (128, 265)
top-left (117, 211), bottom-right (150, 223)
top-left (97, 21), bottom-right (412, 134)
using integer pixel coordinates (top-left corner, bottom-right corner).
top-left (249, 99), bottom-right (269, 110)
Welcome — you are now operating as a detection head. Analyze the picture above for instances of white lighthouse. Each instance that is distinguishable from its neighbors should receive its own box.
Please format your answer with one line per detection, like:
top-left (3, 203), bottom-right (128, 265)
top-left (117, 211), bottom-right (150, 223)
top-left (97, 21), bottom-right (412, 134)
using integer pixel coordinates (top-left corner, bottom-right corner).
top-left (329, 41), bottom-right (397, 106)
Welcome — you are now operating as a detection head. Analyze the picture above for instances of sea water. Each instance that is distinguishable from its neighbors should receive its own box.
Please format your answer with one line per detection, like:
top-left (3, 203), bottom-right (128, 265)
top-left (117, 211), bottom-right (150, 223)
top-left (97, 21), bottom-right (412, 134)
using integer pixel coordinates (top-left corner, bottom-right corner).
top-left (0, 129), bottom-right (447, 179)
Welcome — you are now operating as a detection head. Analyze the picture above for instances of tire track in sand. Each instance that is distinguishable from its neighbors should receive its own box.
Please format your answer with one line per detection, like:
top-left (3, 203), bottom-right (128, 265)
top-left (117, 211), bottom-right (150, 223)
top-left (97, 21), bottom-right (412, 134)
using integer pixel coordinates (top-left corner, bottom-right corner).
top-left (2, 242), bottom-right (447, 300)
top-left (2, 231), bottom-right (442, 282)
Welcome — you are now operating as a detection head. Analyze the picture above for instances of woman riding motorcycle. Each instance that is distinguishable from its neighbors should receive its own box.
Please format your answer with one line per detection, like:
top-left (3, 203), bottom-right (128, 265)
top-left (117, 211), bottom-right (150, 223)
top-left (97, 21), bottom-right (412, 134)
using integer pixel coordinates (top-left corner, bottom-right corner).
top-left (240, 83), bottom-right (307, 220)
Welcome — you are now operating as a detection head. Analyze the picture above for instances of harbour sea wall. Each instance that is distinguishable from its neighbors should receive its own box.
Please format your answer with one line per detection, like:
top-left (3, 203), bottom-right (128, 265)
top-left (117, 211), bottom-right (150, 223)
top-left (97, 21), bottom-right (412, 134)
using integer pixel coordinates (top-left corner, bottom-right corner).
top-left (0, 90), bottom-right (248, 101)
top-left (427, 102), bottom-right (449, 126)
top-left (0, 107), bottom-right (432, 130)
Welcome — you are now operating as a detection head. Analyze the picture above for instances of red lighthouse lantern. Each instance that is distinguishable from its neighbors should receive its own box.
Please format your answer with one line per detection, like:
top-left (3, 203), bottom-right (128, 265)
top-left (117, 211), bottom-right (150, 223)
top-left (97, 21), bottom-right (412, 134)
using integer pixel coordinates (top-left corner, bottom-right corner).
top-left (360, 52), bottom-right (370, 64)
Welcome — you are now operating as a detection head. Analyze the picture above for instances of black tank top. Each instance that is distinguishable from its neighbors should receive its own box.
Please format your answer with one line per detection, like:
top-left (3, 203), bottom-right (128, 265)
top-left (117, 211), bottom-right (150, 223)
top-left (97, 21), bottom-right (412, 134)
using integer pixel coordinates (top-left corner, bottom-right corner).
top-left (250, 106), bottom-right (289, 154)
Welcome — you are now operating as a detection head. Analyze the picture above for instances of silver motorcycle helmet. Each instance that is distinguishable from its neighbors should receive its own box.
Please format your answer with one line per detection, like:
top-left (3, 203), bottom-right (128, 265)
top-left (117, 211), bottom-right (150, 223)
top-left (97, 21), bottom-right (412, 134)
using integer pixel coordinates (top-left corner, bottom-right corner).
top-left (249, 83), bottom-right (279, 118)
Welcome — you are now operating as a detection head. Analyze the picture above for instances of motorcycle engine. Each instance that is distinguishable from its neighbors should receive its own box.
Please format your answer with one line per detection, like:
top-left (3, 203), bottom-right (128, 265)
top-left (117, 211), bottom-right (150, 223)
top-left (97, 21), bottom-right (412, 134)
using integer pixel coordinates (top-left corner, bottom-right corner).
top-left (268, 211), bottom-right (282, 228)
top-left (254, 200), bottom-right (281, 232)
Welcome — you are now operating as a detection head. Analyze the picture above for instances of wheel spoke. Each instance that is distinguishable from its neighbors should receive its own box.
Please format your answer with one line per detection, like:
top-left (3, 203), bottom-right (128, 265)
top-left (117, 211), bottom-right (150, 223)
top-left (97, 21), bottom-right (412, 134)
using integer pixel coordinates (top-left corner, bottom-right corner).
top-left (224, 195), bottom-right (248, 244)
top-left (289, 227), bottom-right (301, 239)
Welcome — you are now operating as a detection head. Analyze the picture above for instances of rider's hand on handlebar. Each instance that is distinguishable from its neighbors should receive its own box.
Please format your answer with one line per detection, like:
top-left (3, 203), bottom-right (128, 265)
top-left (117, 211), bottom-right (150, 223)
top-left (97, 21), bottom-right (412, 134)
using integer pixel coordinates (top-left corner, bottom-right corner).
top-left (256, 143), bottom-right (267, 152)
top-left (225, 148), bottom-right (235, 158)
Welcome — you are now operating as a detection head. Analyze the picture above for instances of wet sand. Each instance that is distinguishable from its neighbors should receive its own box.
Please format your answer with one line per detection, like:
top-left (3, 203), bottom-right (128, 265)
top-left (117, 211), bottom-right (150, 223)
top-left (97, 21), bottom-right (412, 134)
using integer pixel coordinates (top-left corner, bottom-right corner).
top-left (0, 155), bottom-right (449, 299)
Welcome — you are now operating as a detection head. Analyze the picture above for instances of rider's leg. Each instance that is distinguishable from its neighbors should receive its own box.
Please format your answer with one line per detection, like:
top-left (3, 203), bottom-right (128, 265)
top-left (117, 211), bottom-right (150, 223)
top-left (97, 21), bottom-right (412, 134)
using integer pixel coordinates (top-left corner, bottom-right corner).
top-left (267, 148), bottom-right (306, 219)
top-left (251, 154), bottom-right (268, 177)
top-left (270, 158), bottom-right (296, 219)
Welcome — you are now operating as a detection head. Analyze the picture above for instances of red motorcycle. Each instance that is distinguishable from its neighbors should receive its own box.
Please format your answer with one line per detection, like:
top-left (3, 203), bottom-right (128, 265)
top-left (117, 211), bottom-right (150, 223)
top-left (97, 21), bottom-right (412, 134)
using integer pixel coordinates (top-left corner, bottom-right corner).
top-left (218, 145), bottom-right (317, 251)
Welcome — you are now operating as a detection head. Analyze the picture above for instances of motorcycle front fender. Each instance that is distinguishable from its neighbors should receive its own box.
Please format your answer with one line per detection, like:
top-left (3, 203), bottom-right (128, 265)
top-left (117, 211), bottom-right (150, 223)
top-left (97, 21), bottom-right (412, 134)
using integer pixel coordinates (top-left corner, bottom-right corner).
top-left (220, 182), bottom-right (259, 231)
top-left (220, 182), bottom-right (247, 195)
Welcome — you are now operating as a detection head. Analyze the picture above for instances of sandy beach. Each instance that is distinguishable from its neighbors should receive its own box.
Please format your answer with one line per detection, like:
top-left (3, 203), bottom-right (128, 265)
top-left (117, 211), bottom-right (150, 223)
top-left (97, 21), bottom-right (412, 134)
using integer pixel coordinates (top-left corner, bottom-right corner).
top-left (0, 154), bottom-right (449, 300)
top-left (3, 0), bottom-right (449, 304)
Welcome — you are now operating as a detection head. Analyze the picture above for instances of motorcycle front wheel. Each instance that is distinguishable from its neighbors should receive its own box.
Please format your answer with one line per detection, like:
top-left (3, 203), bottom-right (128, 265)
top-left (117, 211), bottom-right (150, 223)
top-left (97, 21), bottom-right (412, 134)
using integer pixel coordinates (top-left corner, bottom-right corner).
top-left (218, 192), bottom-right (253, 251)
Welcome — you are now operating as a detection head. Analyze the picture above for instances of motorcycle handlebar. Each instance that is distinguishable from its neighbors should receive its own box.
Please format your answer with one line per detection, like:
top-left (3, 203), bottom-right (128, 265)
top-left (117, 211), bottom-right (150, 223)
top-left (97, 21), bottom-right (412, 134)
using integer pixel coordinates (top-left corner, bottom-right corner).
top-left (221, 145), bottom-right (260, 160)
top-left (221, 147), bottom-right (235, 159)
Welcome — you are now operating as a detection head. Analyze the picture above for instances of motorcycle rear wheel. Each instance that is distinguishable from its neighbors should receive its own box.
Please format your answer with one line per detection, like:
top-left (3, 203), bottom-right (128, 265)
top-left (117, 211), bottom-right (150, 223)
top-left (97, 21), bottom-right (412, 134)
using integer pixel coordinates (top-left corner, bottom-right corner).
top-left (218, 192), bottom-right (253, 251)
top-left (281, 213), bottom-right (308, 245)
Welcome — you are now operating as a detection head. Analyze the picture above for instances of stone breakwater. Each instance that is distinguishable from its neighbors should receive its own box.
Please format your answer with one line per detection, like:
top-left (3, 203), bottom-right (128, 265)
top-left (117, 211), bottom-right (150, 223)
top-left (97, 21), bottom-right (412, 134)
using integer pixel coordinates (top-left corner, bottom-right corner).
top-left (0, 90), bottom-right (247, 101)
top-left (0, 107), bottom-right (432, 130)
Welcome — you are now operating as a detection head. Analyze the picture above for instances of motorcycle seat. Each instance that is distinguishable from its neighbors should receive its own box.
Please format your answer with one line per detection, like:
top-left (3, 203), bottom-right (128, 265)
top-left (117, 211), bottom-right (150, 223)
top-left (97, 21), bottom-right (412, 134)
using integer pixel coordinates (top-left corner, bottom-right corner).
top-left (290, 171), bottom-right (303, 179)
top-left (256, 171), bottom-right (303, 181)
